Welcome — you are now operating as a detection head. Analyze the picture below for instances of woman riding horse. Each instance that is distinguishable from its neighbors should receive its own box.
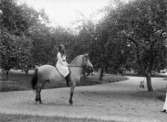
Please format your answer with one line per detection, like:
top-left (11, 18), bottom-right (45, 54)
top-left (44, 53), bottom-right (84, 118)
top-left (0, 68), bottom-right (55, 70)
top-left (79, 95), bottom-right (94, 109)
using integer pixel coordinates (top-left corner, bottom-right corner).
top-left (31, 53), bottom-right (93, 105)
top-left (56, 44), bottom-right (71, 87)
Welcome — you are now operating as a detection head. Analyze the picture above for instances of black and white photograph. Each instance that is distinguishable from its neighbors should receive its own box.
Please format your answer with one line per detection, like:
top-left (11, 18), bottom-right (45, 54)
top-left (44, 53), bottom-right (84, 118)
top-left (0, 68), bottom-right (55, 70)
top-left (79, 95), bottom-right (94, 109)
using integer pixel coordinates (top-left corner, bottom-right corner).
top-left (0, 0), bottom-right (167, 121)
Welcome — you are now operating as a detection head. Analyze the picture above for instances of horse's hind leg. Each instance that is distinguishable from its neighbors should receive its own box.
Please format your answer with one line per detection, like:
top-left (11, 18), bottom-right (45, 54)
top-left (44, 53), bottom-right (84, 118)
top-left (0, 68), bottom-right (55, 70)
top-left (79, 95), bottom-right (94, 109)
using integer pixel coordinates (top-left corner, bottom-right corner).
top-left (69, 82), bottom-right (75, 105)
top-left (35, 87), bottom-right (42, 104)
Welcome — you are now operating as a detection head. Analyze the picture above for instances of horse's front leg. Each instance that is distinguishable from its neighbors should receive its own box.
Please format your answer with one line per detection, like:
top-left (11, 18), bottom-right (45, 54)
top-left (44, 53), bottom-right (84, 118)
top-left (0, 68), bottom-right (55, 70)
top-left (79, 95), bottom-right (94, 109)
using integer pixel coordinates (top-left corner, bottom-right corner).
top-left (69, 81), bottom-right (76, 105)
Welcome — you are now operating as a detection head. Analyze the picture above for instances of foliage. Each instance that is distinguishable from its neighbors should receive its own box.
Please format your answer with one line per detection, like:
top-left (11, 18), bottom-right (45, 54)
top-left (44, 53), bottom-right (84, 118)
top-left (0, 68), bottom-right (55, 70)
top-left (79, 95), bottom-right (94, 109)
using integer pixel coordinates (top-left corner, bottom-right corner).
top-left (89, 0), bottom-right (167, 91)
top-left (29, 25), bottom-right (76, 65)
top-left (0, 0), bottom-right (77, 72)
top-left (0, 32), bottom-right (18, 71)
top-left (0, 0), bottom-right (45, 75)
top-left (16, 36), bottom-right (33, 73)
top-left (0, 0), bottom-right (166, 91)
top-left (0, 31), bottom-right (33, 76)
top-left (0, 0), bottom-right (40, 35)
top-left (116, 0), bottom-right (167, 74)
top-left (69, 21), bottom-right (95, 60)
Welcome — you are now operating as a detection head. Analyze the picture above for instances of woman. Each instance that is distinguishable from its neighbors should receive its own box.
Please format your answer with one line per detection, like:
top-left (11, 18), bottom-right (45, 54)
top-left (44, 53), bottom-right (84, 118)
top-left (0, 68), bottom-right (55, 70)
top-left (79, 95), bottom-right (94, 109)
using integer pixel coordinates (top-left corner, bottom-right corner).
top-left (161, 92), bottom-right (167, 113)
top-left (56, 44), bottom-right (70, 86)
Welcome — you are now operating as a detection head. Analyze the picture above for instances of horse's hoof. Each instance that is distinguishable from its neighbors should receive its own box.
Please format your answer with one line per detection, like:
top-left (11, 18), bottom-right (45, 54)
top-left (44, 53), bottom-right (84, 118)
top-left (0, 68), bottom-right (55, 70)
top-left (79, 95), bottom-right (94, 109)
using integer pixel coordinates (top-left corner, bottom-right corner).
top-left (69, 100), bottom-right (73, 105)
top-left (36, 101), bottom-right (40, 104)
top-left (161, 110), bottom-right (166, 113)
top-left (36, 101), bottom-right (42, 104)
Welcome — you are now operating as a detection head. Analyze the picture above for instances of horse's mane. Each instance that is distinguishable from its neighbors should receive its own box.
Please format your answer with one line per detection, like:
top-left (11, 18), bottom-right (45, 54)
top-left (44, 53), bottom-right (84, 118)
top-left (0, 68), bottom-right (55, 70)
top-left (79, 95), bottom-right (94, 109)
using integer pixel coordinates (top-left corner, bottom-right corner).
top-left (70, 55), bottom-right (83, 66)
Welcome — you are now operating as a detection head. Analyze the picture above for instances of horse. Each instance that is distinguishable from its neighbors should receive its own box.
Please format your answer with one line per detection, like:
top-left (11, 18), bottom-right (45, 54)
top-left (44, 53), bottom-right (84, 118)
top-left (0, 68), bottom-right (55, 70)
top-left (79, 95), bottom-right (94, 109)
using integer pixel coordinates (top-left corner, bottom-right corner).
top-left (31, 54), bottom-right (93, 105)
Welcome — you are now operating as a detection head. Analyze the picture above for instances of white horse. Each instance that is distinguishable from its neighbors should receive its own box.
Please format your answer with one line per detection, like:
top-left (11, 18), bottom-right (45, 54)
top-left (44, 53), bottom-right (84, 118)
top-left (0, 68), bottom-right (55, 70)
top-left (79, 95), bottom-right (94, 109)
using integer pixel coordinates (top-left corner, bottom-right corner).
top-left (31, 54), bottom-right (93, 105)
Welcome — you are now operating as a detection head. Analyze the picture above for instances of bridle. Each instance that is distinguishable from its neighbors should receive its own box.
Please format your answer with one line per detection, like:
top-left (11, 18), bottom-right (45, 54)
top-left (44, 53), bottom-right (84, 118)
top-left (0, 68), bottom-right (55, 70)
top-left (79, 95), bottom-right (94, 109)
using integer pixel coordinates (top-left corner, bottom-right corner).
top-left (68, 65), bottom-right (82, 67)
top-left (68, 55), bottom-right (93, 74)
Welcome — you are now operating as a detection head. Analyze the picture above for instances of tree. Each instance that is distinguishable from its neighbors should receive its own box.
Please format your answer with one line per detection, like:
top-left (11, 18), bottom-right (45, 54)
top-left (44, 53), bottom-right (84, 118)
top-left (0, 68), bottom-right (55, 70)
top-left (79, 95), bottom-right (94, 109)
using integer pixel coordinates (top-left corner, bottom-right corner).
top-left (71, 21), bottom-right (95, 57)
top-left (89, 15), bottom-right (131, 80)
top-left (16, 36), bottom-right (33, 74)
top-left (103, 0), bottom-right (167, 91)
top-left (89, 0), bottom-right (167, 89)
top-left (92, 24), bottom-right (109, 80)
top-left (0, 32), bottom-right (18, 79)
top-left (0, 0), bottom-right (46, 77)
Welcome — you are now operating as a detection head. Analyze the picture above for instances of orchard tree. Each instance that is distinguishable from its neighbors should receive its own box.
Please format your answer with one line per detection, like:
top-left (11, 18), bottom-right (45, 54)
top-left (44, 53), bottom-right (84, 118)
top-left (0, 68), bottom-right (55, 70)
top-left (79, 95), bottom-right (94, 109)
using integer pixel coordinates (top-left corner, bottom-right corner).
top-left (16, 36), bottom-right (33, 74)
top-left (29, 25), bottom-right (72, 65)
top-left (0, 32), bottom-right (18, 79)
top-left (89, 17), bottom-right (131, 80)
top-left (104, 0), bottom-right (167, 91)
top-left (90, 0), bottom-right (167, 88)
top-left (71, 21), bottom-right (95, 58)
top-left (0, 0), bottom-right (47, 77)
top-left (91, 24), bottom-right (109, 80)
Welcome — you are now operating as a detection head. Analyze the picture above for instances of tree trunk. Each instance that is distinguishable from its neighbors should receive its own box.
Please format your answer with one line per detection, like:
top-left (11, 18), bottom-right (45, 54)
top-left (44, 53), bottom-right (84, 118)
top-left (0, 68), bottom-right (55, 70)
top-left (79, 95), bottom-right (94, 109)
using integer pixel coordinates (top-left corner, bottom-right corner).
top-left (82, 72), bottom-right (87, 80)
top-left (25, 69), bottom-right (29, 75)
top-left (6, 70), bottom-right (9, 80)
top-left (99, 67), bottom-right (104, 80)
top-left (145, 73), bottom-right (153, 92)
top-left (105, 66), bottom-right (108, 73)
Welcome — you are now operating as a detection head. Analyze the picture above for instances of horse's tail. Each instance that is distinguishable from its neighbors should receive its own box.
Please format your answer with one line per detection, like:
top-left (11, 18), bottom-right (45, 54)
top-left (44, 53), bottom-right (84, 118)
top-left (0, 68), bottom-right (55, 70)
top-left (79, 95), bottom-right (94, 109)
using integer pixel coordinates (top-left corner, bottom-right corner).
top-left (31, 68), bottom-right (38, 90)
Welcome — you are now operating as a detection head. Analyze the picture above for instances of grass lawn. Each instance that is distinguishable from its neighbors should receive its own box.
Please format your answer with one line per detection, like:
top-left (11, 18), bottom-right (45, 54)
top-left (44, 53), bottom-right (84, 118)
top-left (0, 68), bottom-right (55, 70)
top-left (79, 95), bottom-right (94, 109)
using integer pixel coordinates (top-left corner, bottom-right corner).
top-left (154, 78), bottom-right (167, 101)
top-left (0, 113), bottom-right (119, 122)
top-left (0, 70), bottom-right (128, 92)
top-left (0, 70), bottom-right (127, 122)
top-left (0, 71), bottom-right (127, 122)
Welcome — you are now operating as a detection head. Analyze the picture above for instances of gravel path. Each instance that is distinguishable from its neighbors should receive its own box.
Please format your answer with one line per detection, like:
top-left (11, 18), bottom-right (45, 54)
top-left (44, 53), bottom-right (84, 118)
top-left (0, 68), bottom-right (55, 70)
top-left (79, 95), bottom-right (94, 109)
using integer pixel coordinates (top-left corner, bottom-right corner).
top-left (0, 76), bottom-right (166, 122)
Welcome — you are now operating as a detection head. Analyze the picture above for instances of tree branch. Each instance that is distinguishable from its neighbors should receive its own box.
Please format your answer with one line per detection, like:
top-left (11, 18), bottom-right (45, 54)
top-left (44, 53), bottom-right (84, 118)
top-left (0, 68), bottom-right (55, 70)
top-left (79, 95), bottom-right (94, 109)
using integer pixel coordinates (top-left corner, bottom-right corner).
top-left (127, 36), bottom-right (148, 49)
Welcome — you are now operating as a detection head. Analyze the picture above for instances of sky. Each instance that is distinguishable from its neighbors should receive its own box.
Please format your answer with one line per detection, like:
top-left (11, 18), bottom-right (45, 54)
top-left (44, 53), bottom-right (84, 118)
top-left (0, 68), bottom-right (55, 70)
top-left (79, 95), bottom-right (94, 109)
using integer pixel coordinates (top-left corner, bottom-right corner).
top-left (17, 0), bottom-right (131, 30)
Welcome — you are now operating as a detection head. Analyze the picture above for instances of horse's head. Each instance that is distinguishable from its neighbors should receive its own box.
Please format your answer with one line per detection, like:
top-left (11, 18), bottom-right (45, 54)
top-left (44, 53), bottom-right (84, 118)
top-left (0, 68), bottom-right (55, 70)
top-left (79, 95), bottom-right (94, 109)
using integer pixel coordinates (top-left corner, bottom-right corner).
top-left (70, 53), bottom-right (94, 75)
top-left (81, 54), bottom-right (94, 75)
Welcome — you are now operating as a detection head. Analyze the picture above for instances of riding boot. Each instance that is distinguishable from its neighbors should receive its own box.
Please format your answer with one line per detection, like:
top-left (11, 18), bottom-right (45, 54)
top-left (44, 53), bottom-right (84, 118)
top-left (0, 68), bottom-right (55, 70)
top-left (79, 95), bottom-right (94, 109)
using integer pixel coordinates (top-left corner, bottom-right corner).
top-left (65, 74), bottom-right (71, 87)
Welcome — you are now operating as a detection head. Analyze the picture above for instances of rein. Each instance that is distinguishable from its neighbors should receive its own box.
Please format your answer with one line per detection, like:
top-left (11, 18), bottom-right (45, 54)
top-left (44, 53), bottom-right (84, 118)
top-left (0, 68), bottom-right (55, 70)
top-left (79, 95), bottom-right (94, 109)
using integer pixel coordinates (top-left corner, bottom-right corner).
top-left (68, 65), bottom-right (83, 67)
